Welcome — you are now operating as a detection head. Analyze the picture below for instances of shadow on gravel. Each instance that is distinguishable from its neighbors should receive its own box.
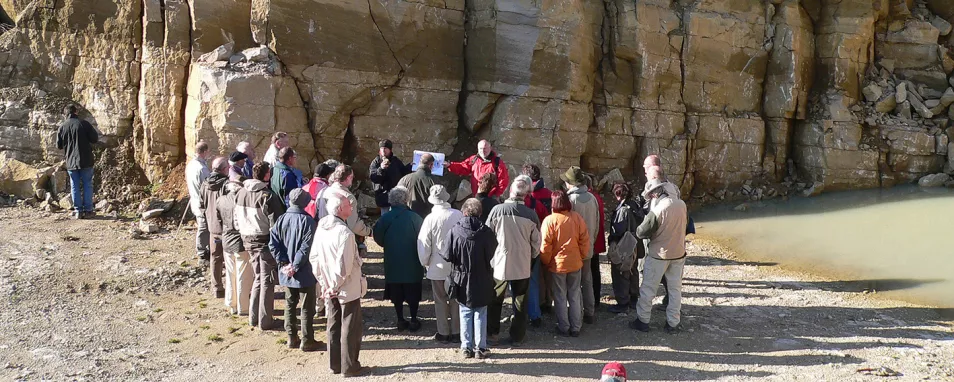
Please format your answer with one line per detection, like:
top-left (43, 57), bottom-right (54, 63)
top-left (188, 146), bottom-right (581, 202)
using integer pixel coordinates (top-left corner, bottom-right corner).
top-left (682, 277), bottom-right (945, 293)
top-left (370, 360), bottom-right (773, 380)
top-left (687, 255), bottom-right (778, 267)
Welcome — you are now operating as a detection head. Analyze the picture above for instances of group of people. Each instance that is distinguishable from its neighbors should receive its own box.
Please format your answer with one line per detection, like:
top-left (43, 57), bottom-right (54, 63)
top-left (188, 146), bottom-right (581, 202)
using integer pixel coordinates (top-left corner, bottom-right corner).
top-left (365, 140), bottom-right (690, 358)
top-left (184, 132), bottom-right (689, 374)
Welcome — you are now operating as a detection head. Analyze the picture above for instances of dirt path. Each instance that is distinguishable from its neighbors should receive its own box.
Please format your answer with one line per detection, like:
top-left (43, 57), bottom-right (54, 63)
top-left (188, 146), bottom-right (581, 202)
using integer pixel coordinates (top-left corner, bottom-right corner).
top-left (0, 207), bottom-right (951, 381)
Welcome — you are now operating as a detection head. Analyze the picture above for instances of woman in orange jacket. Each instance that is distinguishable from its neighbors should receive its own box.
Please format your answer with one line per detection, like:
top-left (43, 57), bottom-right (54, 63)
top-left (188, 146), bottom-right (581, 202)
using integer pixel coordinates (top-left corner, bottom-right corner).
top-left (539, 190), bottom-right (590, 336)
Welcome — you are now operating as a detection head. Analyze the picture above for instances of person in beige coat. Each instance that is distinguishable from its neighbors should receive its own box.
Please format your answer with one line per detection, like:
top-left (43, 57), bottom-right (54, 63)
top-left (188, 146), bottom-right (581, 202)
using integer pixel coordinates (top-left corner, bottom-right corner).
top-left (417, 185), bottom-right (464, 343)
top-left (311, 194), bottom-right (368, 377)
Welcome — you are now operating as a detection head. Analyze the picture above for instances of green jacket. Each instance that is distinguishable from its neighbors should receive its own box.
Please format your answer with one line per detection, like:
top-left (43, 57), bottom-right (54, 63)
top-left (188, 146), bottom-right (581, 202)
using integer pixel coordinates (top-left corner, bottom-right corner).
top-left (373, 205), bottom-right (425, 283)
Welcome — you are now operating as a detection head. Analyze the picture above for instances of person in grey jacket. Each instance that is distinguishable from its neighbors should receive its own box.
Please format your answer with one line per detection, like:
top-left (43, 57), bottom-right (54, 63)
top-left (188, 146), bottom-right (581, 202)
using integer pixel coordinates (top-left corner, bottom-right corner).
top-left (485, 177), bottom-right (541, 346)
top-left (270, 189), bottom-right (321, 351)
top-left (629, 179), bottom-right (688, 334)
top-left (234, 162), bottom-right (286, 330)
top-left (560, 166), bottom-right (600, 324)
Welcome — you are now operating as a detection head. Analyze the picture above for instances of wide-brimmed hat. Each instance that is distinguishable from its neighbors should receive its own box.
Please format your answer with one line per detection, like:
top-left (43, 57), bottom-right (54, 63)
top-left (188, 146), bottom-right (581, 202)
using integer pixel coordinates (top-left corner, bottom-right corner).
top-left (560, 166), bottom-right (585, 186)
top-left (427, 184), bottom-right (450, 205)
top-left (641, 179), bottom-right (667, 198)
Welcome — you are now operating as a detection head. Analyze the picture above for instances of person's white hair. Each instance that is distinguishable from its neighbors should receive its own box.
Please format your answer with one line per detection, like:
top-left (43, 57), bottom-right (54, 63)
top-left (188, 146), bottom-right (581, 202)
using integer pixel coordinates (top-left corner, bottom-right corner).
top-left (326, 193), bottom-right (348, 217)
top-left (510, 176), bottom-right (531, 199)
top-left (388, 186), bottom-right (410, 207)
top-left (236, 141), bottom-right (251, 152)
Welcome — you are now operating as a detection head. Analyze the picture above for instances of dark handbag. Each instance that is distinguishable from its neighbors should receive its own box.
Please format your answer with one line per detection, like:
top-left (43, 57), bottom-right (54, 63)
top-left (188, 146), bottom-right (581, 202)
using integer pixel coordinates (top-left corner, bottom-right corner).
top-left (686, 215), bottom-right (696, 235)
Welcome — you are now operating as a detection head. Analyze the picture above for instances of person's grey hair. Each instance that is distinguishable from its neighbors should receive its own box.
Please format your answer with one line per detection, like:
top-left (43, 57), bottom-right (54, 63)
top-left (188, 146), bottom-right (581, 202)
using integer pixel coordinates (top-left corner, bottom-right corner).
top-left (461, 198), bottom-right (482, 217)
top-left (212, 156), bottom-right (228, 172)
top-left (323, 159), bottom-right (341, 168)
top-left (388, 186), bottom-right (410, 207)
top-left (326, 193), bottom-right (348, 217)
top-left (236, 141), bottom-right (251, 153)
top-left (330, 164), bottom-right (353, 183)
top-left (510, 176), bottom-right (531, 199)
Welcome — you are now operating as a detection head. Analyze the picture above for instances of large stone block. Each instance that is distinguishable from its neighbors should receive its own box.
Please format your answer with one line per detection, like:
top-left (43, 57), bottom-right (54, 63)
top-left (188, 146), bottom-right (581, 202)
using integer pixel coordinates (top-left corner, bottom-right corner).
top-left (183, 63), bottom-right (313, 173)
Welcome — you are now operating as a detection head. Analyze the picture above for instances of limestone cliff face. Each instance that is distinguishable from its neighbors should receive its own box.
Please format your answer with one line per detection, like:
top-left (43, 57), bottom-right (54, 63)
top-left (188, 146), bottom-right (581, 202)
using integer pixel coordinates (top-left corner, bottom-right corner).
top-left (1, 0), bottom-right (953, 200)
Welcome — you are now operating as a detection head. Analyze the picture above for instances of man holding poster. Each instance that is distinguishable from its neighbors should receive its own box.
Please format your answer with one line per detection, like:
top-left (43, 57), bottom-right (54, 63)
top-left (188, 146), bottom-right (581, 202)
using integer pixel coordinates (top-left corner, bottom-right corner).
top-left (398, 153), bottom-right (438, 218)
top-left (445, 140), bottom-right (509, 199)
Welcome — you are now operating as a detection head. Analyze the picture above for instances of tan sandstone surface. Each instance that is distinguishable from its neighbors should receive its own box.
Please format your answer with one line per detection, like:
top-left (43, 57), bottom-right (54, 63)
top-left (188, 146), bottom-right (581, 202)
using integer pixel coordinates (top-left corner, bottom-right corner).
top-left (1, 0), bottom-right (954, 200)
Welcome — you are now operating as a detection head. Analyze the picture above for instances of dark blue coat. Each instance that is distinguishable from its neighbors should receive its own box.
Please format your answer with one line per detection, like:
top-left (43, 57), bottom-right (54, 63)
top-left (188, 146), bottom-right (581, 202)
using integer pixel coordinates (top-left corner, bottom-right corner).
top-left (269, 206), bottom-right (317, 288)
top-left (441, 217), bottom-right (497, 308)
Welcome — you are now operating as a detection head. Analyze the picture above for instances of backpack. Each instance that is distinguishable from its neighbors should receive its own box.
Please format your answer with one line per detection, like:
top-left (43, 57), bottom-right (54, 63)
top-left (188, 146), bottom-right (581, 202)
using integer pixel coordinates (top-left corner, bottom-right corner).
top-left (471, 155), bottom-right (501, 175)
top-left (608, 232), bottom-right (639, 273)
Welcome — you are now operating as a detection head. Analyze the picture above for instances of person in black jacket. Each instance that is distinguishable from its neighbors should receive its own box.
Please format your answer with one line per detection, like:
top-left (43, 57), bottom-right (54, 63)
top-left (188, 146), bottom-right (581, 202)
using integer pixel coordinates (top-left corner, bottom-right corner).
top-left (56, 105), bottom-right (99, 219)
top-left (607, 183), bottom-right (647, 314)
top-left (475, 173), bottom-right (499, 224)
top-left (442, 198), bottom-right (497, 360)
top-left (369, 139), bottom-right (411, 215)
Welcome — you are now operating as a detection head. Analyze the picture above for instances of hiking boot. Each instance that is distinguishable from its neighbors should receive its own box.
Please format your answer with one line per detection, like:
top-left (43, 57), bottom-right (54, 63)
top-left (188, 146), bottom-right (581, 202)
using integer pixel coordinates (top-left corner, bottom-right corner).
top-left (554, 326), bottom-right (570, 337)
top-left (608, 304), bottom-right (629, 314)
top-left (509, 338), bottom-right (523, 347)
top-left (343, 366), bottom-right (370, 378)
top-left (300, 339), bottom-right (322, 352)
top-left (83, 211), bottom-right (96, 219)
top-left (475, 348), bottom-right (490, 359)
top-left (629, 319), bottom-right (650, 332)
top-left (450, 334), bottom-right (461, 344)
top-left (215, 290), bottom-right (225, 299)
top-left (432, 333), bottom-right (448, 343)
top-left (530, 318), bottom-right (542, 328)
top-left (569, 330), bottom-right (580, 337)
top-left (408, 319), bottom-right (422, 332)
top-left (396, 320), bottom-right (410, 332)
top-left (287, 335), bottom-right (301, 349)
top-left (461, 348), bottom-right (475, 359)
top-left (664, 323), bottom-right (680, 334)
top-left (583, 315), bottom-right (596, 325)
top-left (71, 211), bottom-right (82, 220)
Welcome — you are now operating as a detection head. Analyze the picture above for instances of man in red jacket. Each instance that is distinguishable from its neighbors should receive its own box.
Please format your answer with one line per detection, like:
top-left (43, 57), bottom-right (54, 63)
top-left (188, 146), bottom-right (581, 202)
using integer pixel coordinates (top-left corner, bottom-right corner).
top-left (445, 140), bottom-right (510, 199)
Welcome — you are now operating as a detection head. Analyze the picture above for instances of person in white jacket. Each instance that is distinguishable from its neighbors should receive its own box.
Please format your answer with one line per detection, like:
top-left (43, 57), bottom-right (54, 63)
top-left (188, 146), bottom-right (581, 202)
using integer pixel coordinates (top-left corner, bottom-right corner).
top-left (416, 185), bottom-right (464, 343)
top-left (311, 194), bottom-right (367, 377)
top-left (186, 140), bottom-right (212, 262)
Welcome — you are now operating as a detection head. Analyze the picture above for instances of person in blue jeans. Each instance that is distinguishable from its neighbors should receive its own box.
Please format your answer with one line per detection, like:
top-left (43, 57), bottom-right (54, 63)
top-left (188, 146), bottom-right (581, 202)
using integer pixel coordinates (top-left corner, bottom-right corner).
top-left (442, 198), bottom-right (497, 359)
top-left (527, 258), bottom-right (544, 327)
top-left (56, 105), bottom-right (99, 219)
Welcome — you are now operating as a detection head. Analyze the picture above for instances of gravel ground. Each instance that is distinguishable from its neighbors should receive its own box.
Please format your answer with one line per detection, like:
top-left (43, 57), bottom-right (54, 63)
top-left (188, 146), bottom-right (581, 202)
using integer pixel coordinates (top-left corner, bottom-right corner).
top-left (0, 206), bottom-right (951, 381)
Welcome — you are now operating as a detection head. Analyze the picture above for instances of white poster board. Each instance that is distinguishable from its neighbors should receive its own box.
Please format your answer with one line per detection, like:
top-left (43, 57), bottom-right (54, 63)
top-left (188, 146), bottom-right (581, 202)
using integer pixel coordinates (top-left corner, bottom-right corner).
top-left (411, 150), bottom-right (445, 176)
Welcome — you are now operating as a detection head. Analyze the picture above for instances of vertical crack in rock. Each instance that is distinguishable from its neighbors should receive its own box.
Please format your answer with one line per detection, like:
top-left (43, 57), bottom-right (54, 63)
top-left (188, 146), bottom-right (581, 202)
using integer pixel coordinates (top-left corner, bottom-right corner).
top-left (452, 0), bottom-right (475, 162)
top-left (177, 0), bottom-right (192, 165)
top-left (367, 0), bottom-right (403, 72)
top-left (672, 0), bottom-right (695, 197)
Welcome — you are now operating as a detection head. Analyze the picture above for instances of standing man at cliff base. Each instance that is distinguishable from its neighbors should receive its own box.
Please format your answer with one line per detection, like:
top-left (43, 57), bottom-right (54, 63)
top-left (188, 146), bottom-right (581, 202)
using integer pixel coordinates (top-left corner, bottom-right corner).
top-left (312, 195), bottom-right (368, 377)
top-left (199, 157), bottom-right (229, 298)
top-left (561, 166), bottom-right (600, 324)
top-left (445, 140), bottom-right (510, 199)
top-left (270, 189), bottom-right (322, 352)
top-left (270, 147), bottom-right (304, 206)
top-left (263, 132), bottom-right (288, 166)
top-left (485, 177), bottom-right (541, 346)
top-left (56, 105), bottom-right (99, 220)
top-left (397, 153), bottom-right (437, 218)
top-left (186, 141), bottom-right (212, 262)
top-left (630, 179), bottom-right (688, 334)
top-left (235, 162), bottom-right (286, 330)
top-left (236, 141), bottom-right (255, 179)
top-left (370, 139), bottom-right (410, 215)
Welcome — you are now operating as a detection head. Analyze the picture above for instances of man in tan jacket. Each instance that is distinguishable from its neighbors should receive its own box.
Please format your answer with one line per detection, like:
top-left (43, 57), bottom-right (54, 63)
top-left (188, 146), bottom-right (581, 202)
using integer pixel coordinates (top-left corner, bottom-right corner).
top-left (630, 179), bottom-right (688, 334)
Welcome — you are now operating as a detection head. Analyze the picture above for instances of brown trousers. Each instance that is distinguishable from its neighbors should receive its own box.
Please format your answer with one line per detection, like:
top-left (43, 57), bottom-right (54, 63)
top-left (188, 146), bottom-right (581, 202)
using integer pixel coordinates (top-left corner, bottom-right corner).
top-left (209, 235), bottom-right (225, 295)
top-left (328, 299), bottom-right (362, 374)
top-left (245, 236), bottom-right (276, 330)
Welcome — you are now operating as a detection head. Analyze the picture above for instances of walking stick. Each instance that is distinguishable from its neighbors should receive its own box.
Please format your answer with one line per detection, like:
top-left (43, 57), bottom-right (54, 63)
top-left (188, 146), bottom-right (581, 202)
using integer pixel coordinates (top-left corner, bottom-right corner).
top-left (175, 196), bottom-right (190, 236)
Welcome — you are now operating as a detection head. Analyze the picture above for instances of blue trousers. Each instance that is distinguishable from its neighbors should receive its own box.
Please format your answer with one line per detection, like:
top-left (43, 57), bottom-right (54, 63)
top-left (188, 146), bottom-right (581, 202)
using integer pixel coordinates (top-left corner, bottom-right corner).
top-left (68, 168), bottom-right (94, 212)
top-left (459, 304), bottom-right (488, 351)
top-left (528, 258), bottom-right (542, 320)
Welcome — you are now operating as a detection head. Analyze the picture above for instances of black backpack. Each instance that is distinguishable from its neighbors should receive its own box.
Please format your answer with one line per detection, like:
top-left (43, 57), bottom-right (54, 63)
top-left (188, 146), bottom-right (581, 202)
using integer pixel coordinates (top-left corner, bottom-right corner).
top-left (471, 155), bottom-right (501, 175)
